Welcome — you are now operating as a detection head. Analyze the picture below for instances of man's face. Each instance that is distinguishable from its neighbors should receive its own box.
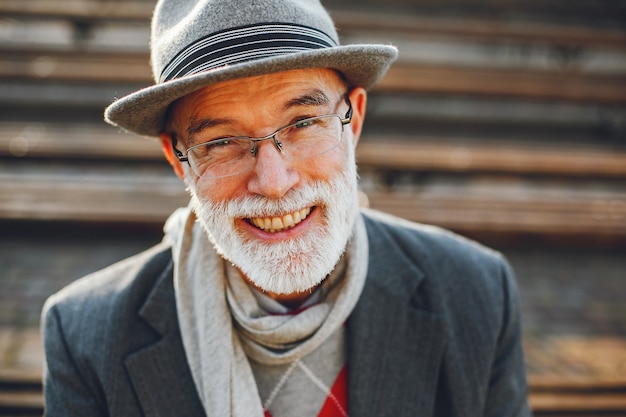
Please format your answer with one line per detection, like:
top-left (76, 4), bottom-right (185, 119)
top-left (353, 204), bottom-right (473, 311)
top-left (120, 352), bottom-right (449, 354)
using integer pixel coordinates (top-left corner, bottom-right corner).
top-left (165, 69), bottom-right (366, 296)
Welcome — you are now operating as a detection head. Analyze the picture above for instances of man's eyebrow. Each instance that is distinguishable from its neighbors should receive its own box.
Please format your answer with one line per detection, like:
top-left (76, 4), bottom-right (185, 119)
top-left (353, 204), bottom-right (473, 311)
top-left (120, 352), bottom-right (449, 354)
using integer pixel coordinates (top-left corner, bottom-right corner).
top-left (283, 89), bottom-right (331, 111)
top-left (186, 117), bottom-right (232, 142)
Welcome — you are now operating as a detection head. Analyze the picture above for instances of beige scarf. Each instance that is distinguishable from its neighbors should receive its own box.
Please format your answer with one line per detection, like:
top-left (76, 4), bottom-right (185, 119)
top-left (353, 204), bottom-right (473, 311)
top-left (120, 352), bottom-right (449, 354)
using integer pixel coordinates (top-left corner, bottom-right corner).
top-left (164, 206), bottom-right (368, 417)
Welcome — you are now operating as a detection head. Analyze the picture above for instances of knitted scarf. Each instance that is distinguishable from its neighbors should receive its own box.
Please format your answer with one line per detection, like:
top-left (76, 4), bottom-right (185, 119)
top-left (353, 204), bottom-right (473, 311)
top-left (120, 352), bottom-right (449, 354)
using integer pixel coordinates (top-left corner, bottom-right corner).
top-left (164, 206), bottom-right (368, 417)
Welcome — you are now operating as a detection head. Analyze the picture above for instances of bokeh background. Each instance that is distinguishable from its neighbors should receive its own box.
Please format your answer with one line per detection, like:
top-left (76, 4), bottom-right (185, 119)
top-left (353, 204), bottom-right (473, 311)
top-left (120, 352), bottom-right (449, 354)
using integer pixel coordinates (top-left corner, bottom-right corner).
top-left (1, 0), bottom-right (625, 415)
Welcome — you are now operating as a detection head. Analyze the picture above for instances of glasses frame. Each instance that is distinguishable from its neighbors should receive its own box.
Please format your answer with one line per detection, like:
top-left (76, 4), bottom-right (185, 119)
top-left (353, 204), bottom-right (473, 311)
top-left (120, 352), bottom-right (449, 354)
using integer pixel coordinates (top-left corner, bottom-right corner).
top-left (171, 93), bottom-right (353, 177)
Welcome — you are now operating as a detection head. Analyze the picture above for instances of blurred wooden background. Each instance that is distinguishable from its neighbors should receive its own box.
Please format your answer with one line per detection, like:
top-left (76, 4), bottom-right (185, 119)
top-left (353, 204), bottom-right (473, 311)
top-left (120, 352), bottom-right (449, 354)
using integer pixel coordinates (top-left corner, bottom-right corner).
top-left (0, 0), bottom-right (625, 415)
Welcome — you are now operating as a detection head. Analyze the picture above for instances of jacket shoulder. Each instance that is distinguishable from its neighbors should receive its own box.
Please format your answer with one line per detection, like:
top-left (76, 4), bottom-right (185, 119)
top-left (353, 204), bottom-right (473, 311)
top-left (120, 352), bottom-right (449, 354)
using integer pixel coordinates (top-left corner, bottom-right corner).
top-left (42, 242), bottom-right (174, 355)
top-left (361, 208), bottom-right (517, 330)
top-left (44, 242), bottom-right (172, 311)
top-left (361, 208), bottom-right (508, 274)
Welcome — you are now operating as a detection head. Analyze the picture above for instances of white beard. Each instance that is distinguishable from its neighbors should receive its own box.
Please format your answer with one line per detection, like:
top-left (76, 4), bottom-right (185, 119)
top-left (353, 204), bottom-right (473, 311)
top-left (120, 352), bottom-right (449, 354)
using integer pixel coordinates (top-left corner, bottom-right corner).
top-left (187, 148), bottom-right (359, 295)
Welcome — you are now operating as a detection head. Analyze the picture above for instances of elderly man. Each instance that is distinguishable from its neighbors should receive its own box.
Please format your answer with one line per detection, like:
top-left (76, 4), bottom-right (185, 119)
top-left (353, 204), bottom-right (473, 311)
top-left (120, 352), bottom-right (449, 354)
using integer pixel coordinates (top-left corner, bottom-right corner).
top-left (41, 0), bottom-right (532, 416)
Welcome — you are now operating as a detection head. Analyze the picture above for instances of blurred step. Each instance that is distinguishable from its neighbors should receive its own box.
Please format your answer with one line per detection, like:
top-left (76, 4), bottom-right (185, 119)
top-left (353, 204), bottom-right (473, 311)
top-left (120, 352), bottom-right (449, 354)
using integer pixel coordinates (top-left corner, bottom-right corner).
top-left (0, 370), bottom-right (42, 417)
top-left (1, 159), bottom-right (624, 245)
top-left (2, 123), bottom-right (625, 178)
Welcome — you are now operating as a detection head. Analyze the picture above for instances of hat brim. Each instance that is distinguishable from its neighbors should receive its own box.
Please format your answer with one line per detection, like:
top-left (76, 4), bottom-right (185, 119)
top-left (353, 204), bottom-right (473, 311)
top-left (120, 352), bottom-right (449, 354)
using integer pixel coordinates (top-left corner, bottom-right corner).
top-left (104, 44), bottom-right (397, 138)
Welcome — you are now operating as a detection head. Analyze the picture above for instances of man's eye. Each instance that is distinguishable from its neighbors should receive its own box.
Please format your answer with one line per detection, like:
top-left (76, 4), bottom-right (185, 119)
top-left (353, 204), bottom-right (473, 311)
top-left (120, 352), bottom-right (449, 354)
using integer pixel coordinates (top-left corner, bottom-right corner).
top-left (294, 118), bottom-right (318, 129)
top-left (205, 138), bottom-right (236, 148)
top-left (192, 139), bottom-right (235, 157)
top-left (212, 139), bottom-right (232, 147)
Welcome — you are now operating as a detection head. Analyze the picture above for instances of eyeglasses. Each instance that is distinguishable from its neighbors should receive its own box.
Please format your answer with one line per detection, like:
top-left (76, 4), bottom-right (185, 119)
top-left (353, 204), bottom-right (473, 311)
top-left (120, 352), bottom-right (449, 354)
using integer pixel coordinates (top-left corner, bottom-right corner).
top-left (172, 95), bottom-right (353, 178)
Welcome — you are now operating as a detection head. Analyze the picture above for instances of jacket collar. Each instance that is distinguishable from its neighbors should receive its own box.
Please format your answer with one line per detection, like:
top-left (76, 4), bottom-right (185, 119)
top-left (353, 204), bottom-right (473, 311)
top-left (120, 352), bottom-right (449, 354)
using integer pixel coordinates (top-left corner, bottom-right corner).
top-left (123, 248), bottom-right (206, 417)
top-left (347, 213), bottom-right (448, 417)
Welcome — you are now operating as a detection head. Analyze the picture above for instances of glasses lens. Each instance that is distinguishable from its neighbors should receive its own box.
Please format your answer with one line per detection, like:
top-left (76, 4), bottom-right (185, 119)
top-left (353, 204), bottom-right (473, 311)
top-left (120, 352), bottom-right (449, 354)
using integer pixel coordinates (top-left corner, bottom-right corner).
top-left (277, 115), bottom-right (343, 159)
top-left (188, 138), bottom-right (252, 178)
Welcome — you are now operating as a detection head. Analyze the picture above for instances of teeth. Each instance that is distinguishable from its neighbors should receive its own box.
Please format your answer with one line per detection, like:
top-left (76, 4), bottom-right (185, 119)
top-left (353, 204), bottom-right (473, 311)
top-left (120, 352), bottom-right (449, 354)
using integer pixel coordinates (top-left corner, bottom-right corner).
top-left (271, 217), bottom-right (283, 230)
top-left (283, 214), bottom-right (294, 228)
top-left (250, 207), bottom-right (311, 233)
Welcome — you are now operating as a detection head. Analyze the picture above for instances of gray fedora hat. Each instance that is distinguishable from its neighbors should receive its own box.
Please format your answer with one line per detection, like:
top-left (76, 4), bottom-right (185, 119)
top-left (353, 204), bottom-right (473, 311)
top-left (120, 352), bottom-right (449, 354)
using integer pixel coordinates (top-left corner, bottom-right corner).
top-left (104, 0), bottom-right (398, 138)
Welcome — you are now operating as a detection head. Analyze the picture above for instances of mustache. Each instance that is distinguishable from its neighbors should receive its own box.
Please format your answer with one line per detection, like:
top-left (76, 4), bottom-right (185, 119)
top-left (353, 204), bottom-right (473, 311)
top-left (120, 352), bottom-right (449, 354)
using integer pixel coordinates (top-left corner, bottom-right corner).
top-left (194, 176), bottom-right (349, 219)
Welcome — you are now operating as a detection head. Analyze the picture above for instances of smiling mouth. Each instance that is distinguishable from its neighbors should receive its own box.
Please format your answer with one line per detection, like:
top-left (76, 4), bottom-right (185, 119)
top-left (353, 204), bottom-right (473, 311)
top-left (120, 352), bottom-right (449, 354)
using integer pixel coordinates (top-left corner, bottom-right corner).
top-left (248, 207), bottom-right (312, 233)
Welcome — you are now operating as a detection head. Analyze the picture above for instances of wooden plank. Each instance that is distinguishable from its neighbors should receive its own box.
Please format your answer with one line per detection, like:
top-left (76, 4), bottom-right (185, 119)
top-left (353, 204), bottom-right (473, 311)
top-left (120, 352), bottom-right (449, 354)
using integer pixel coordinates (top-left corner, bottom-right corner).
top-left (363, 187), bottom-right (626, 238)
top-left (2, 52), bottom-right (623, 103)
top-left (2, 123), bottom-right (624, 179)
top-left (0, 0), bottom-right (152, 22)
top-left (0, 80), bottom-right (144, 108)
top-left (1, 166), bottom-right (624, 241)
top-left (0, 123), bottom-right (162, 160)
top-left (0, 370), bottom-right (41, 386)
top-left (332, 10), bottom-right (626, 49)
top-left (530, 391), bottom-right (626, 412)
top-left (4, 35), bottom-right (625, 79)
top-left (380, 64), bottom-right (626, 103)
top-left (6, 37), bottom-right (625, 80)
top-left (356, 140), bottom-right (626, 178)
top-left (0, 391), bottom-right (43, 410)
top-left (0, 168), bottom-right (187, 225)
top-left (2, 1), bottom-right (625, 50)
top-left (0, 19), bottom-right (149, 53)
top-left (328, 0), bottom-right (626, 30)
top-left (366, 94), bottom-right (623, 127)
top-left (528, 375), bottom-right (626, 392)
top-left (0, 52), bottom-right (150, 83)
top-left (0, 369), bottom-right (43, 415)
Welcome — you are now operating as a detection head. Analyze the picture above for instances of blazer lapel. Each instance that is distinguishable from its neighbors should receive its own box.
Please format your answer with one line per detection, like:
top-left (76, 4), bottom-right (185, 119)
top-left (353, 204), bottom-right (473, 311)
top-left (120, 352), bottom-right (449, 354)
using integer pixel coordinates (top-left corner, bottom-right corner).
top-left (124, 260), bottom-right (205, 417)
top-left (348, 215), bottom-right (448, 417)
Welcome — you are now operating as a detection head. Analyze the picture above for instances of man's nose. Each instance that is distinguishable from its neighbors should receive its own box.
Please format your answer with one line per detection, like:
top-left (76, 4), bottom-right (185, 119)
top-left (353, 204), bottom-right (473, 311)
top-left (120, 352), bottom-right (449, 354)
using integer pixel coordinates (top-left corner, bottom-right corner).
top-left (247, 139), bottom-right (299, 198)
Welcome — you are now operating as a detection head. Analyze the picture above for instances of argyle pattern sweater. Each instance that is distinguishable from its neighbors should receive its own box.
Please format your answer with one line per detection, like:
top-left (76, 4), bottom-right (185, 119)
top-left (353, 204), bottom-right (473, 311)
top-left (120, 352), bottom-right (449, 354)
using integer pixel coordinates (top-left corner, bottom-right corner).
top-left (251, 326), bottom-right (348, 417)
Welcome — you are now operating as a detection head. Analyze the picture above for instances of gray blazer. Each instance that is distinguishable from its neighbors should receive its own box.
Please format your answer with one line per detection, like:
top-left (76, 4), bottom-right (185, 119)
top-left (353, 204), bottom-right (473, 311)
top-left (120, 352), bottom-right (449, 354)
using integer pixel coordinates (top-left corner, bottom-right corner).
top-left (42, 209), bottom-right (532, 416)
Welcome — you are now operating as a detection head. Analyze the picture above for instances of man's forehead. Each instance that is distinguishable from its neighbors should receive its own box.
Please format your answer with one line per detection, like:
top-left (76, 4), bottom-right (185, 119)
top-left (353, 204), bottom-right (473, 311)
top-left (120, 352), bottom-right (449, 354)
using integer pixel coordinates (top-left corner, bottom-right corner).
top-left (168, 68), bottom-right (345, 129)
top-left (182, 68), bottom-right (343, 105)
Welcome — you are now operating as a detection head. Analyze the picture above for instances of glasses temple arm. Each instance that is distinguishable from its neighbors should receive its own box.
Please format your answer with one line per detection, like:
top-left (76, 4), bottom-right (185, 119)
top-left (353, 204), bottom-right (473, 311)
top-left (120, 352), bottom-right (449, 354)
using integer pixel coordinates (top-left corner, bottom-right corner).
top-left (171, 135), bottom-right (188, 162)
top-left (341, 95), bottom-right (353, 125)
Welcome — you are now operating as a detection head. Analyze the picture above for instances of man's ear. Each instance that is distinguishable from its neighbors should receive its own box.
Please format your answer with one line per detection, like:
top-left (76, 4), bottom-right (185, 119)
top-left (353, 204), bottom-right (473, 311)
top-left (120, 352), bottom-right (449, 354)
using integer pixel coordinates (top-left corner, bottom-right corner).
top-left (347, 87), bottom-right (367, 147)
top-left (159, 132), bottom-right (186, 180)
